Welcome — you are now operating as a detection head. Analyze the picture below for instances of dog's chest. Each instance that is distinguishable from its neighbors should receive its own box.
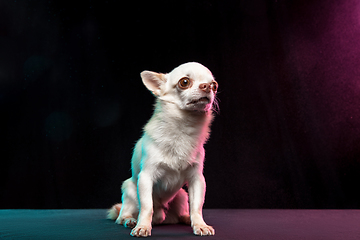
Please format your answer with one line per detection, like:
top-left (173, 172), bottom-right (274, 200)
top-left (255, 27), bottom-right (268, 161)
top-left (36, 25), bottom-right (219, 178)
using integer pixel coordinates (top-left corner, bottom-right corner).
top-left (153, 163), bottom-right (190, 193)
top-left (144, 106), bottom-right (210, 170)
top-left (155, 124), bottom-right (203, 167)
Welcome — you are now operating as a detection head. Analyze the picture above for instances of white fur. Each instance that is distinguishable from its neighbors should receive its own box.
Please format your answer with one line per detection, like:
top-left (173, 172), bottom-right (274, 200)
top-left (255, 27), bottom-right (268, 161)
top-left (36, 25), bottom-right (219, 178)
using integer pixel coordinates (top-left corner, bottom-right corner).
top-left (108, 62), bottom-right (217, 237)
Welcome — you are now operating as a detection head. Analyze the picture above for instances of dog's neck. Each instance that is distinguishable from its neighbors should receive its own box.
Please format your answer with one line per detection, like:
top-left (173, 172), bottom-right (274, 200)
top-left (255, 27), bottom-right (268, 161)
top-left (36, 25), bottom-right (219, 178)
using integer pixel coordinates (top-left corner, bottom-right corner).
top-left (144, 98), bottom-right (213, 145)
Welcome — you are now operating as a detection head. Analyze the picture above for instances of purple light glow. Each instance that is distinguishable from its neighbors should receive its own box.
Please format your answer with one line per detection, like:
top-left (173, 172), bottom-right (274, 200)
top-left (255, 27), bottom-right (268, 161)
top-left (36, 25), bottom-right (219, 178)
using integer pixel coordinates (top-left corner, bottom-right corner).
top-left (286, 0), bottom-right (360, 145)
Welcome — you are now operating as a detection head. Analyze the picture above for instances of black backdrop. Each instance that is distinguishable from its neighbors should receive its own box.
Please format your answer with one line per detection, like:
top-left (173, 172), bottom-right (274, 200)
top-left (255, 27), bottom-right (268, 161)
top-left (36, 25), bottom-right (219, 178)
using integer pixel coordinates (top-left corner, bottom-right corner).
top-left (1, 0), bottom-right (360, 209)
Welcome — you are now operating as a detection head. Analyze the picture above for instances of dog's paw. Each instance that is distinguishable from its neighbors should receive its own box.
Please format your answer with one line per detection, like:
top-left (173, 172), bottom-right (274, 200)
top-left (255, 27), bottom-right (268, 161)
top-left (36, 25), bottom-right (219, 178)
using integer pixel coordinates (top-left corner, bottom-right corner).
top-left (115, 217), bottom-right (137, 228)
top-left (130, 225), bottom-right (152, 237)
top-left (193, 224), bottom-right (215, 236)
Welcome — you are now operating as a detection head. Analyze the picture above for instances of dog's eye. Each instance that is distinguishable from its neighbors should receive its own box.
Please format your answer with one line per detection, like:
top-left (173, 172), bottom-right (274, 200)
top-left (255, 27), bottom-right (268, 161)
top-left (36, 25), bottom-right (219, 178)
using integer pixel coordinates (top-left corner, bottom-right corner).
top-left (211, 81), bottom-right (218, 92)
top-left (178, 77), bottom-right (191, 89)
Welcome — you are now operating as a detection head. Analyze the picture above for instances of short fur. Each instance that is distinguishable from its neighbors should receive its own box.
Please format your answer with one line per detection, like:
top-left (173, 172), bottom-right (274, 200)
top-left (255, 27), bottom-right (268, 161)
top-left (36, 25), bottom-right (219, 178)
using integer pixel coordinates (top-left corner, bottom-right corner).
top-left (108, 62), bottom-right (218, 237)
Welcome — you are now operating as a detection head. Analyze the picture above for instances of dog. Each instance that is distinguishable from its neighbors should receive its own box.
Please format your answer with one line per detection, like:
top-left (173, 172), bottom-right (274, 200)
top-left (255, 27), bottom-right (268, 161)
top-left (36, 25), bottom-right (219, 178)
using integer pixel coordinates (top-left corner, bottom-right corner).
top-left (107, 62), bottom-right (218, 237)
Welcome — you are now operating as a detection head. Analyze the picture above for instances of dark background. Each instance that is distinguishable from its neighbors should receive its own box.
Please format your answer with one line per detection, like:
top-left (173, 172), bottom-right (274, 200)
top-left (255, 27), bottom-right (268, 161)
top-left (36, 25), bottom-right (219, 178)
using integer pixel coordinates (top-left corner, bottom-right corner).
top-left (1, 0), bottom-right (360, 209)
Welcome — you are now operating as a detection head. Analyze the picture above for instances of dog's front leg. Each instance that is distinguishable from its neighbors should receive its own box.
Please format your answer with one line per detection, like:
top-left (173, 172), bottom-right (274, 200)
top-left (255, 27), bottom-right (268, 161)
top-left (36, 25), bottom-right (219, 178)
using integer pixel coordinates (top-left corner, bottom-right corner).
top-left (188, 174), bottom-right (215, 236)
top-left (130, 171), bottom-right (153, 237)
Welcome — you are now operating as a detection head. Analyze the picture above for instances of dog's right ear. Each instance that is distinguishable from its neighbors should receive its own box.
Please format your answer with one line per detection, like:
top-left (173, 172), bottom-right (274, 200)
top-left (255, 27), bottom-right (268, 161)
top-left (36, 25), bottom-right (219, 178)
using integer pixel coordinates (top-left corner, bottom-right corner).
top-left (141, 71), bottom-right (167, 97)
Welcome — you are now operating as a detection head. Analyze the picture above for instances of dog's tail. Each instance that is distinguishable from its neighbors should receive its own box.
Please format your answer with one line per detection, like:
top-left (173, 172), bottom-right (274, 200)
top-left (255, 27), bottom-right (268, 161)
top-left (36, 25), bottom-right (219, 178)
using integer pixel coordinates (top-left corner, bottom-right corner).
top-left (107, 203), bottom-right (122, 220)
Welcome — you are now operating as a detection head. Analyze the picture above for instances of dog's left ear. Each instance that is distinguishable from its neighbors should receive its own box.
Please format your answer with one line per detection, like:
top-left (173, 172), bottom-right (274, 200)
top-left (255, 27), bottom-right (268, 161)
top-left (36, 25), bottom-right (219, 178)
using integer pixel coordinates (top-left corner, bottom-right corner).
top-left (141, 71), bottom-right (167, 97)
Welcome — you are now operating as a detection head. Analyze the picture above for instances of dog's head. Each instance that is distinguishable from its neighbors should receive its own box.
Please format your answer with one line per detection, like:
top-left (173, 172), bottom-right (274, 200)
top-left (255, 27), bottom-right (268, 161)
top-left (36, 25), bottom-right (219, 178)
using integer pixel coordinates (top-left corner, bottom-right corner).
top-left (141, 62), bottom-right (218, 112)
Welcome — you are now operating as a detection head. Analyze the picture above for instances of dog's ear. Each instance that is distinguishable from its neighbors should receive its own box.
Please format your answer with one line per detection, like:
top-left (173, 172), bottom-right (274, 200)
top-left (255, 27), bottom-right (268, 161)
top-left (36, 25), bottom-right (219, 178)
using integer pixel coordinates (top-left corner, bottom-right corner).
top-left (141, 71), bottom-right (167, 97)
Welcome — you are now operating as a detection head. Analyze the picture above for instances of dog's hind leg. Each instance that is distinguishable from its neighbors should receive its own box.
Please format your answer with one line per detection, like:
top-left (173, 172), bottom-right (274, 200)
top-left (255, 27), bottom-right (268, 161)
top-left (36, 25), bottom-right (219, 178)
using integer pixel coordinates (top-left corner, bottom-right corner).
top-left (115, 178), bottom-right (139, 228)
top-left (163, 188), bottom-right (191, 225)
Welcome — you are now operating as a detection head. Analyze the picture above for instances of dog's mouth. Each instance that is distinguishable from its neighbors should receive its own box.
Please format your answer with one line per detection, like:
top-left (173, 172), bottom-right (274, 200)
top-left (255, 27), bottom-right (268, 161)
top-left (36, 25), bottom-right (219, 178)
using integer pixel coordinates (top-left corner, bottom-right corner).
top-left (187, 97), bottom-right (210, 105)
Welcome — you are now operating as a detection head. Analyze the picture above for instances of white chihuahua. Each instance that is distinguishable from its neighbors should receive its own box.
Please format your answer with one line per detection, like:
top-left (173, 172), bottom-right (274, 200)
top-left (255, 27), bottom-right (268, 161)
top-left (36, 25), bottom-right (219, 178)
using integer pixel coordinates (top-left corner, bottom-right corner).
top-left (108, 62), bottom-right (218, 237)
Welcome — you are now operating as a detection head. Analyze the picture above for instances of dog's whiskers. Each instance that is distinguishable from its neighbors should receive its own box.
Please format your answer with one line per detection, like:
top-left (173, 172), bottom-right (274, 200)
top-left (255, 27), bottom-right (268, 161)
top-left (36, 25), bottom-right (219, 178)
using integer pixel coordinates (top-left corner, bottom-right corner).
top-left (212, 96), bottom-right (220, 114)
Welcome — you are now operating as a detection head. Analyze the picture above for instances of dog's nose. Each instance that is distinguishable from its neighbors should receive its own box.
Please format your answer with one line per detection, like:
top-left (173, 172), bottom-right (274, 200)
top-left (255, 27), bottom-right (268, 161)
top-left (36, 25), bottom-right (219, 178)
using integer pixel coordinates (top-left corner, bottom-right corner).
top-left (199, 83), bottom-right (211, 93)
